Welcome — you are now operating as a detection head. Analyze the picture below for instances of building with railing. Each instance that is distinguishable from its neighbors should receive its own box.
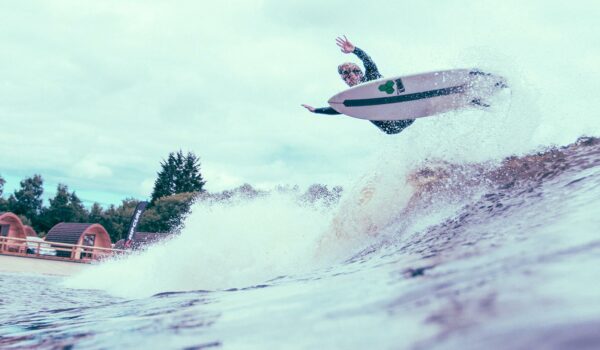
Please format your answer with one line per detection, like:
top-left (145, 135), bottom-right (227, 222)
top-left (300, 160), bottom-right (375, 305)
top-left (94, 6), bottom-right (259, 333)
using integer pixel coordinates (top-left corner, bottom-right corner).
top-left (0, 212), bottom-right (27, 243)
top-left (1, 212), bottom-right (124, 269)
top-left (0, 208), bottom-right (168, 275)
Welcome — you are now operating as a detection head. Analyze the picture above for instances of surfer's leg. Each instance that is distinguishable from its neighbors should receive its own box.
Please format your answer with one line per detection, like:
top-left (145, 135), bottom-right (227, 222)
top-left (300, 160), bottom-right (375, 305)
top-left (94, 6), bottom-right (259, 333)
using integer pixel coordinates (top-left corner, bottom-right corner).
top-left (369, 119), bottom-right (415, 135)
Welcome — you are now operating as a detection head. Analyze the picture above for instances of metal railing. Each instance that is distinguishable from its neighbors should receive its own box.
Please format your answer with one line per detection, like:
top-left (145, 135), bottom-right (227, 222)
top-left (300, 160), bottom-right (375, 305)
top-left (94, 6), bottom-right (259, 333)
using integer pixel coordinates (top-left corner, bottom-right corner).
top-left (0, 236), bottom-right (128, 263)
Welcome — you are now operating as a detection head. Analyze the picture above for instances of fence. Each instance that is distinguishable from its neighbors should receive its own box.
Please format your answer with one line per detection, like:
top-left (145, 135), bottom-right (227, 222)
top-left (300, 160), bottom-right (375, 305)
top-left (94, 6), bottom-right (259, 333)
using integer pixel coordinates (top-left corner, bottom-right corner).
top-left (0, 236), bottom-right (127, 263)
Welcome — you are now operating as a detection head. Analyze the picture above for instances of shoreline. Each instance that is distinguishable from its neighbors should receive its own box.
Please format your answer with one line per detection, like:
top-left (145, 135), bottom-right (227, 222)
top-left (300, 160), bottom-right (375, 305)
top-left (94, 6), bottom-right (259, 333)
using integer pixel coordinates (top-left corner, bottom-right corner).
top-left (0, 254), bottom-right (90, 277)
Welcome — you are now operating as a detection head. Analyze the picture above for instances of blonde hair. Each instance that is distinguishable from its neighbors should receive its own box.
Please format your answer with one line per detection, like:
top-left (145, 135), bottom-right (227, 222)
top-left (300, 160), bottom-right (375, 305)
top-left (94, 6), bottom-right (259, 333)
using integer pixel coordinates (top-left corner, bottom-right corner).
top-left (338, 62), bottom-right (361, 74)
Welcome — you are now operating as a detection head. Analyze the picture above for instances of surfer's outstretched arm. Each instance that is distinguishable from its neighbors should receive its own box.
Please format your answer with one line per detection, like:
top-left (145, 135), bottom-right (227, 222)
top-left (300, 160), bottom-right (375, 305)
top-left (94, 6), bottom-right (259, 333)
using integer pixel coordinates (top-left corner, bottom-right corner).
top-left (336, 36), bottom-right (382, 80)
top-left (352, 47), bottom-right (382, 80)
top-left (301, 104), bottom-right (341, 115)
top-left (314, 107), bottom-right (341, 115)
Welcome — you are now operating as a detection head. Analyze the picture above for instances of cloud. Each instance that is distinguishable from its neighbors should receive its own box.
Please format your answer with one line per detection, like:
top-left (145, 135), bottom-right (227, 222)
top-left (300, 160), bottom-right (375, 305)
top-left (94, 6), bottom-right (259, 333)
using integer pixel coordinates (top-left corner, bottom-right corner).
top-left (70, 158), bottom-right (113, 179)
top-left (140, 178), bottom-right (156, 197)
top-left (1, 0), bottom-right (600, 205)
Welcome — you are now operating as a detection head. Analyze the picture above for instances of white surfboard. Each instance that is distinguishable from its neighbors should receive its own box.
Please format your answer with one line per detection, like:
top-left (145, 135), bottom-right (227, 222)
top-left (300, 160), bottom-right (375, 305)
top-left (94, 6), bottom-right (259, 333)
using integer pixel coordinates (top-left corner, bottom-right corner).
top-left (327, 69), bottom-right (507, 120)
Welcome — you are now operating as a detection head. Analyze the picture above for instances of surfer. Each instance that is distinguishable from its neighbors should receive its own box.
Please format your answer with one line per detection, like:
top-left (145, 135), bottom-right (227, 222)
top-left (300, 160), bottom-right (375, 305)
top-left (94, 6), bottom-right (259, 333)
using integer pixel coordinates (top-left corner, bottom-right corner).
top-left (302, 36), bottom-right (415, 135)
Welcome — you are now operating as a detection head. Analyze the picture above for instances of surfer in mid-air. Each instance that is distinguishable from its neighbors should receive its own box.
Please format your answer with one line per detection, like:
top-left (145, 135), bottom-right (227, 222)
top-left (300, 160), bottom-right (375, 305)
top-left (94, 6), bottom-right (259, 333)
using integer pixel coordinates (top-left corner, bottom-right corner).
top-left (302, 36), bottom-right (415, 135)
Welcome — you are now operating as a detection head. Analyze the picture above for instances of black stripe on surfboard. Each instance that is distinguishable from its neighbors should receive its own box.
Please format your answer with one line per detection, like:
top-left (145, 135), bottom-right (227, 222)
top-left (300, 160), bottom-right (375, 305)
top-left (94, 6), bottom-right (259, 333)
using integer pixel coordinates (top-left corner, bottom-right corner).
top-left (342, 85), bottom-right (466, 107)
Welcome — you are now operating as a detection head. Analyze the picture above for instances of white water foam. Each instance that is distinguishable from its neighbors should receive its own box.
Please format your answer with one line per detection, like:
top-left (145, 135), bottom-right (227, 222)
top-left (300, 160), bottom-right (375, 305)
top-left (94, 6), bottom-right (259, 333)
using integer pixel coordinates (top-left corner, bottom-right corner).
top-left (65, 193), bottom-right (337, 297)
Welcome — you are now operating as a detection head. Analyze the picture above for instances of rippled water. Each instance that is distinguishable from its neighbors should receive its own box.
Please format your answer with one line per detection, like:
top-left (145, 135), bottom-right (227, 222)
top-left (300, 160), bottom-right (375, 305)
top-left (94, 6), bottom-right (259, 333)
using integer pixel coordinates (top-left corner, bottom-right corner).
top-left (1, 139), bottom-right (599, 349)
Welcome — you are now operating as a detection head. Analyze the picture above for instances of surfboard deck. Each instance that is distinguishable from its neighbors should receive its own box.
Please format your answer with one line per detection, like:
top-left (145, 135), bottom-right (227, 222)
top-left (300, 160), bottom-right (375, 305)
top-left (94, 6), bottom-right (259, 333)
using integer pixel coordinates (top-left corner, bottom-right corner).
top-left (327, 69), bottom-right (507, 121)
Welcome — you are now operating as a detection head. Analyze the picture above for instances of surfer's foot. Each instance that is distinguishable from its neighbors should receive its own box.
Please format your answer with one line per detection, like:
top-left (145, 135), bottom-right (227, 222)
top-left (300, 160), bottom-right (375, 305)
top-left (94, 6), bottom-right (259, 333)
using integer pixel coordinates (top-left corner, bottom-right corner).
top-left (370, 119), bottom-right (415, 135)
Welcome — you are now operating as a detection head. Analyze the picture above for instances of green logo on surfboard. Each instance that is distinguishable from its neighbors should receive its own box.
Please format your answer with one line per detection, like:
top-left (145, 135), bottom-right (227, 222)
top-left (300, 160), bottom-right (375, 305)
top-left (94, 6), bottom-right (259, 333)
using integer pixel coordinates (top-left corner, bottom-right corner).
top-left (378, 81), bottom-right (395, 94)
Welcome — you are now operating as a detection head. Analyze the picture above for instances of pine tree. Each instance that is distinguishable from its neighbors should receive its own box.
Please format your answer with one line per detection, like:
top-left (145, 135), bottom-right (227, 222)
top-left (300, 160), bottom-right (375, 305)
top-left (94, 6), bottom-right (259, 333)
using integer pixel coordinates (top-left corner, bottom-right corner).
top-left (151, 153), bottom-right (178, 203)
top-left (151, 150), bottom-right (206, 203)
top-left (176, 152), bottom-right (206, 193)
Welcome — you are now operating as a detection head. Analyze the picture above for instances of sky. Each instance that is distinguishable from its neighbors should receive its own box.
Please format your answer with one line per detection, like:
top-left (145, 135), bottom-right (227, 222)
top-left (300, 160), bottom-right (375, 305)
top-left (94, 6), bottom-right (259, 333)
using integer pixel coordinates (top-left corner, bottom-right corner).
top-left (1, 0), bottom-right (599, 207)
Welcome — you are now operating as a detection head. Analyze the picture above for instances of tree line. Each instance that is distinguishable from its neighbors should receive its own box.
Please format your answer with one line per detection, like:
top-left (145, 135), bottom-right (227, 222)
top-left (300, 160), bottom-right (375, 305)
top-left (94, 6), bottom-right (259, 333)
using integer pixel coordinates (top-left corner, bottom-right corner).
top-left (0, 151), bottom-right (205, 243)
top-left (1, 150), bottom-right (343, 244)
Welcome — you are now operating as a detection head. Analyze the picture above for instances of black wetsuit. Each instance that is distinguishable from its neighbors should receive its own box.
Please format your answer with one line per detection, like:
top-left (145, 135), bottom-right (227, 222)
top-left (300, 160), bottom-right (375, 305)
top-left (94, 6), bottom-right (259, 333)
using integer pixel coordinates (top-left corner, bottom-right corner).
top-left (314, 47), bottom-right (415, 135)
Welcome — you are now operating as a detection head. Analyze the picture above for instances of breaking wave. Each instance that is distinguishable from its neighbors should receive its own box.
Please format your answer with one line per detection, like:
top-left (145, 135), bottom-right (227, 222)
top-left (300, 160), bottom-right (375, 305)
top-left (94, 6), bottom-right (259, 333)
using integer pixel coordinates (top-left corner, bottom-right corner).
top-left (65, 134), bottom-right (600, 300)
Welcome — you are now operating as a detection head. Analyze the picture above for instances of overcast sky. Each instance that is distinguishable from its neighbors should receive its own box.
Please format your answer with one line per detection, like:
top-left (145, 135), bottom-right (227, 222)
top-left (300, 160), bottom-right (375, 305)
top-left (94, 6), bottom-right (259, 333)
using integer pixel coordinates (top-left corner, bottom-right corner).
top-left (1, 1), bottom-right (599, 206)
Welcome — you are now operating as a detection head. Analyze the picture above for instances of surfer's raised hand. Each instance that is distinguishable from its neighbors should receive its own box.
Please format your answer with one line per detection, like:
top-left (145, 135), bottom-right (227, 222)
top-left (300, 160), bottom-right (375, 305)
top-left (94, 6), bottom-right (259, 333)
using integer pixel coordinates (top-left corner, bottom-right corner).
top-left (336, 36), bottom-right (355, 54)
top-left (301, 104), bottom-right (316, 112)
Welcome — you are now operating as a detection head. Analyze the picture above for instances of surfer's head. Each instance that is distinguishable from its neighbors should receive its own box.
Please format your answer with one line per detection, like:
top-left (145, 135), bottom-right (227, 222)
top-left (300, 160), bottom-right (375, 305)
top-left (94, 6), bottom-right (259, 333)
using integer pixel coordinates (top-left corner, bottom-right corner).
top-left (338, 62), bottom-right (363, 86)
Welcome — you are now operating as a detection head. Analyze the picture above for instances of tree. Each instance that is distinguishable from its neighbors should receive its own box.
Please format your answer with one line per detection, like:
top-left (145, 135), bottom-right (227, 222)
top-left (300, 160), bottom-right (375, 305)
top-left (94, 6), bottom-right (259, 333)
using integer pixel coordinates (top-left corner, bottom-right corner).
top-left (109, 199), bottom-right (140, 242)
top-left (36, 184), bottom-right (89, 233)
top-left (8, 175), bottom-right (44, 219)
top-left (151, 153), bottom-right (179, 202)
top-left (88, 202), bottom-right (104, 224)
top-left (151, 151), bottom-right (206, 203)
top-left (89, 202), bottom-right (139, 241)
top-left (176, 152), bottom-right (206, 193)
top-left (0, 174), bottom-right (5, 197)
top-left (0, 174), bottom-right (7, 212)
top-left (140, 192), bottom-right (197, 233)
